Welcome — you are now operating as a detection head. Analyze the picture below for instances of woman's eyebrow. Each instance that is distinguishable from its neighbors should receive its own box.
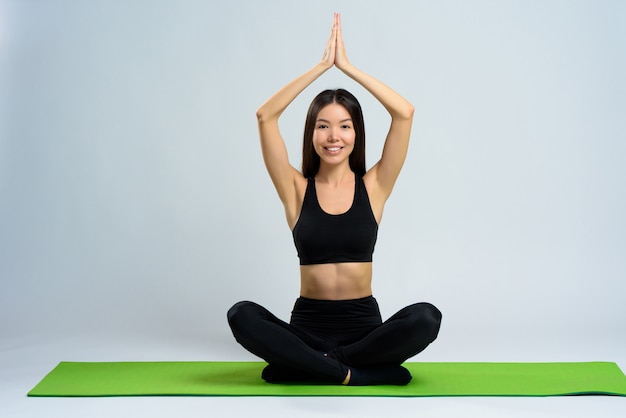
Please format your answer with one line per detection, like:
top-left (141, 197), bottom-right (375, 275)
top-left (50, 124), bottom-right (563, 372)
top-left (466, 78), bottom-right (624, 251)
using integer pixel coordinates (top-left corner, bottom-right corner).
top-left (316, 118), bottom-right (353, 123)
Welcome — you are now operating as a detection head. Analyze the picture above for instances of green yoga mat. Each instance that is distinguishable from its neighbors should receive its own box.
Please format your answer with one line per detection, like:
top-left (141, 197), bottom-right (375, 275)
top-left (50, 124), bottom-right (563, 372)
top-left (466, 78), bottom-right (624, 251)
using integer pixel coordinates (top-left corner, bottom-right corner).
top-left (28, 361), bottom-right (626, 397)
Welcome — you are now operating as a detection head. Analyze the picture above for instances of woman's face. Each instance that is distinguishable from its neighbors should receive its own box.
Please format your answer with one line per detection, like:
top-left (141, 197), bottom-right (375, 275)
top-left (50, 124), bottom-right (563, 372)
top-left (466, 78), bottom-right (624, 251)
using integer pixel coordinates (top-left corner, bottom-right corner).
top-left (312, 103), bottom-right (356, 167)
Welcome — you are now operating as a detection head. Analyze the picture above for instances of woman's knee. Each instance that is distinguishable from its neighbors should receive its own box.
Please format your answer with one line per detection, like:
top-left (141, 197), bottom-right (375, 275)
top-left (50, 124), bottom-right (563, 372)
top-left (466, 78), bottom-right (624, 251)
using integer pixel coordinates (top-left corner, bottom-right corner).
top-left (408, 302), bottom-right (442, 341)
top-left (226, 301), bottom-right (259, 331)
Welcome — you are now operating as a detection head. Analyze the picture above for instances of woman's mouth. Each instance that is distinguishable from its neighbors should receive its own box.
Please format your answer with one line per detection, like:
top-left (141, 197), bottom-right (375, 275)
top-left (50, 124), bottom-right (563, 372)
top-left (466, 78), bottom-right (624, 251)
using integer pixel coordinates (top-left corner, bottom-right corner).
top-left (324, 146), bottom-right (343, 154)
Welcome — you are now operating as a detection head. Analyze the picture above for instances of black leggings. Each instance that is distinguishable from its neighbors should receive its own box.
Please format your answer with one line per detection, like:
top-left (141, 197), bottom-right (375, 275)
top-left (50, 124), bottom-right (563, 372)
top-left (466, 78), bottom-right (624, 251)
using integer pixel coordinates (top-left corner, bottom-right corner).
top-left (227, 296), bottom-right (442, 385)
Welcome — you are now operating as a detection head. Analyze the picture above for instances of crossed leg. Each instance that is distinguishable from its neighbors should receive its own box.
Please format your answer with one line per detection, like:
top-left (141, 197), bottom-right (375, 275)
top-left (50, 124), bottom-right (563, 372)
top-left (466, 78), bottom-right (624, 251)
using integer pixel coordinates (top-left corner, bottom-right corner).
top-left (227, 300), bottom-right (442, 385)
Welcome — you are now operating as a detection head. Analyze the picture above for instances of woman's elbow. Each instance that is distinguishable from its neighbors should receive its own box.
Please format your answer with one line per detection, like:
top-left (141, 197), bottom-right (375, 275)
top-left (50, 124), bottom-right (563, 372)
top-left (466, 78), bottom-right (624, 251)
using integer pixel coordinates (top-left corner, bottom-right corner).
top-left (256, 106), bottom-right (279, 125)
top-left (394, 103), bottom-right (414, 121)
top-left (402, 103), bottom-right (415, 120)
top-left (256, 106), bottom-right (267, 123)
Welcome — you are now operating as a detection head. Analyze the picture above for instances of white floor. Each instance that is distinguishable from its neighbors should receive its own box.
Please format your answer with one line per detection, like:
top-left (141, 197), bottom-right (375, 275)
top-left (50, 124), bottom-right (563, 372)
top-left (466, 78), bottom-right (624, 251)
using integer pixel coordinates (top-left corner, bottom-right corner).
top-left (2, 333), bottom-right (625, 418)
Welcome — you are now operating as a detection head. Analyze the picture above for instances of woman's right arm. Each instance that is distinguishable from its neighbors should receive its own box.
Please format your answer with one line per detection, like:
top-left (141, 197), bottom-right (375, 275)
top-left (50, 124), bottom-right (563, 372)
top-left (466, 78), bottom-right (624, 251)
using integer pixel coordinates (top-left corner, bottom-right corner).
top-left (256, 17), bottom-right (337, 224)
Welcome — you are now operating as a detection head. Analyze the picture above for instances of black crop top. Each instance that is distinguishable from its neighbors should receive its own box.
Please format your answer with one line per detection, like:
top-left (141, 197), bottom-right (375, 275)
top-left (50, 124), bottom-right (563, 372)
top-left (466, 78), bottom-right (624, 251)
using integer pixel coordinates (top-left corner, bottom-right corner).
top-left (292, 175), bottom-right (378, 265)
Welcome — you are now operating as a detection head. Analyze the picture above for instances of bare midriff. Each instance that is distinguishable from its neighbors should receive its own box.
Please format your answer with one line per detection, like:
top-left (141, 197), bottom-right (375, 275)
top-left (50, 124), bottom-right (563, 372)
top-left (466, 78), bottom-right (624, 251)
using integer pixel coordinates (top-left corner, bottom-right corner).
top-left (299, 262), bottom-right (373, 300)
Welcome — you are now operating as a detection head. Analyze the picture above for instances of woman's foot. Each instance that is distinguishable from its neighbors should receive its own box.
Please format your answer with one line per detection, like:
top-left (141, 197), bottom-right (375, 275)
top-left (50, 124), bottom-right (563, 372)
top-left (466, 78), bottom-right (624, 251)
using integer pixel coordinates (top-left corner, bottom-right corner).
top-left (341, 369), bottom-right (351, 385)
top-left (347, 365), bottom-right (412, 386)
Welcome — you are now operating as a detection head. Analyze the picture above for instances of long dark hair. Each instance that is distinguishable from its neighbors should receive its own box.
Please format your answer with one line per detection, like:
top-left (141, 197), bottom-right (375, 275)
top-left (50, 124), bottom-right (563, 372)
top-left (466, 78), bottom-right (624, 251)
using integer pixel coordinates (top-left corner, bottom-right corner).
top-left (301, 89), bottom-right (366, 178)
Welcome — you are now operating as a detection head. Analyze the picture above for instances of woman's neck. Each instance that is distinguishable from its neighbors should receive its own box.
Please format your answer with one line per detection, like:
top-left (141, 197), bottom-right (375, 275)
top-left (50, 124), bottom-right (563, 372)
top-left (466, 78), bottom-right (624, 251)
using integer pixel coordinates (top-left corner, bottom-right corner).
top-left (315, 164), bottom-right (355, 186)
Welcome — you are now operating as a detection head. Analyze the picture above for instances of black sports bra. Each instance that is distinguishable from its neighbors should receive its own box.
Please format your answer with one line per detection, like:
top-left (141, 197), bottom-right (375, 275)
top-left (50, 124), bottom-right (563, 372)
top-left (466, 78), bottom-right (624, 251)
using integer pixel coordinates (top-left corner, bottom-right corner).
top-left (292, 175), bottom-right (378, 265)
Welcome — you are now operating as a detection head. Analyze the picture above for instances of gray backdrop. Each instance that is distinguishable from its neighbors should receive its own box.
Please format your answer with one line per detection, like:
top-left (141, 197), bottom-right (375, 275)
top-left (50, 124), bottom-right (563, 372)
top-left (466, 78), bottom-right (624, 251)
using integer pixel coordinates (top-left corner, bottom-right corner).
top-left (1, 0), bottom-right (624, 362)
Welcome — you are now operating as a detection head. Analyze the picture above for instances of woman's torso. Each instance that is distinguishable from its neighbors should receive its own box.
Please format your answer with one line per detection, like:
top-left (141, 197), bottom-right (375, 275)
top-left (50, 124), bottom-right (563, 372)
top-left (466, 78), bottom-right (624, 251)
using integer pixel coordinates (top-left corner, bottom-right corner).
top-left (290, 173), bottom-right (383, 300)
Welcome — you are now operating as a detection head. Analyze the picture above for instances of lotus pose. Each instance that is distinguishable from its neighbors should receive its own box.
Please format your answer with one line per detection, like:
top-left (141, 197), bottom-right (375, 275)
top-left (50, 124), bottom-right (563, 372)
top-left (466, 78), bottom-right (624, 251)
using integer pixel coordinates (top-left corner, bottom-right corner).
top-left (227, 13), bottom-right (441, 385)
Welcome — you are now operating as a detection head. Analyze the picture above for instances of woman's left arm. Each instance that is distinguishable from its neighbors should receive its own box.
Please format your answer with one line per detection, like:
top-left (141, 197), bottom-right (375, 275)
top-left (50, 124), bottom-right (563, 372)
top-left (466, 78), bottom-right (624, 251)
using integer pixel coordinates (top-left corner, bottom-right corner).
top-left (335, 14), bottom-right (414, 201)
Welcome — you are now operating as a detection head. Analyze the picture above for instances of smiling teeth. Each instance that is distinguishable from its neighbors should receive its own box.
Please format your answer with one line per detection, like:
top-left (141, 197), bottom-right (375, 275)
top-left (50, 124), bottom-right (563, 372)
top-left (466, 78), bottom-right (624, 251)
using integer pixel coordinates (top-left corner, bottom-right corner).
top-left (326, 147), bottom-right (341, 151)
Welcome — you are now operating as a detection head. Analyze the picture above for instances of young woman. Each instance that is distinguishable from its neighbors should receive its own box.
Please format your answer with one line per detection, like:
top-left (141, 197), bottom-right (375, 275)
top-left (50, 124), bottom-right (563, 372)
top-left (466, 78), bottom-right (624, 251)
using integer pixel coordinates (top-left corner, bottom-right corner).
top-left (227, 13), bottom-right (441, 386)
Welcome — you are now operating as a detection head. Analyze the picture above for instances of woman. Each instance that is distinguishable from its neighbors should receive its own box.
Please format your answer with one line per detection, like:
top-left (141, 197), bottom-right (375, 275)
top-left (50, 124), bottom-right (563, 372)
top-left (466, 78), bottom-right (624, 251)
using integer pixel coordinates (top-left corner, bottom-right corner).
top-left (227, 13), bottom-right (441, 386)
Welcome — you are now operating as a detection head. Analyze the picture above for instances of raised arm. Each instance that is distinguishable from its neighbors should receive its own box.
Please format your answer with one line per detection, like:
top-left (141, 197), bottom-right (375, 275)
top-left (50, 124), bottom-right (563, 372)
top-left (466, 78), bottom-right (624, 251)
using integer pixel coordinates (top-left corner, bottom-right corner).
top-left (256, 18), bottom-right (337, 227)
top-left (334, 14), bottom-right (414, 203)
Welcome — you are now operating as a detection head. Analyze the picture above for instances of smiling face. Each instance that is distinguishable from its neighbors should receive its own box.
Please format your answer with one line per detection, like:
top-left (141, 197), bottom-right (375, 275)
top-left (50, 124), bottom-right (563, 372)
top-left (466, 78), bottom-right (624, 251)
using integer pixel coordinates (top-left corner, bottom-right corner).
top-left (301, 89), bottom-right (366, 178)
top-left (312, 103), bottom-right (356, 167)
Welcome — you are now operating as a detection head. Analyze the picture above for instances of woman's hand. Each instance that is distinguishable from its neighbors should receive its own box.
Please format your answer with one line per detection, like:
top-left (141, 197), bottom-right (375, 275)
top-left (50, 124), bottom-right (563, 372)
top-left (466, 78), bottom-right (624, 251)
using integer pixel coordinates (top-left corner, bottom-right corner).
top-left (333, 13), bottom-right (351, 71)
top-left (320, 13), bottom-right (351, 70)
top-left (320, 13), bottom-right (337, 69)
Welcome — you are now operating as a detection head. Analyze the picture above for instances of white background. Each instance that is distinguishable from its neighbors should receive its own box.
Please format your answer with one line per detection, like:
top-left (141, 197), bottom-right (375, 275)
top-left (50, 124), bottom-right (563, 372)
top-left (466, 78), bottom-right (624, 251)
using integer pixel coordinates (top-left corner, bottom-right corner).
top-left (1, 0), bottom-right (625, 417)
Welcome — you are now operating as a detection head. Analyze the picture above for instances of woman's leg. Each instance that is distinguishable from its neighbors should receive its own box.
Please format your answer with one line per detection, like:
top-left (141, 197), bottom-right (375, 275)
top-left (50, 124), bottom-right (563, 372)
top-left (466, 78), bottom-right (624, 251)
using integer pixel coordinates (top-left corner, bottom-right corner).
top-left (332, 302), bottom-right (442, 367)
top-left (226, 301), bottom-right (348, 384)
